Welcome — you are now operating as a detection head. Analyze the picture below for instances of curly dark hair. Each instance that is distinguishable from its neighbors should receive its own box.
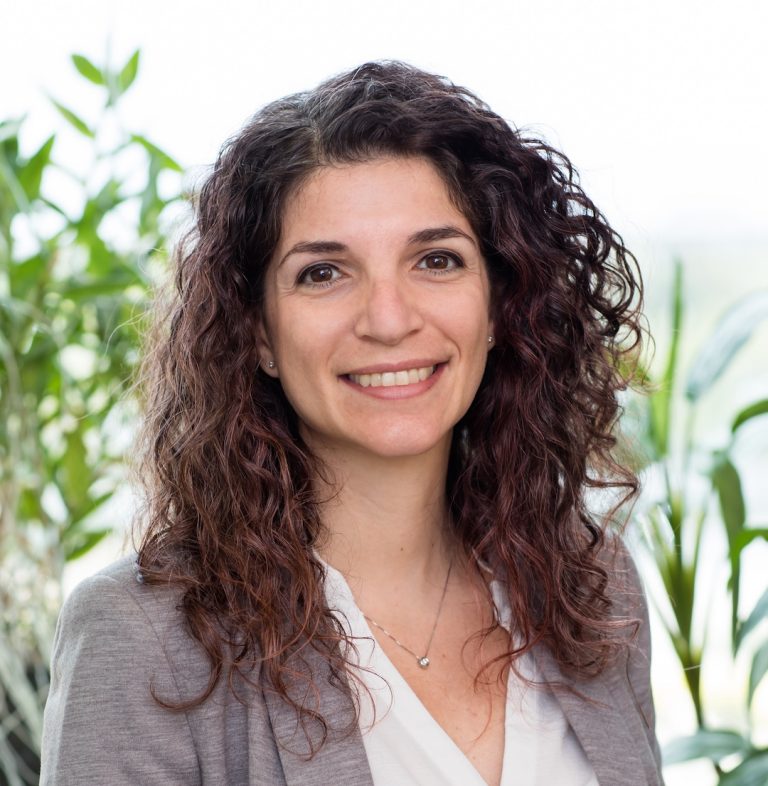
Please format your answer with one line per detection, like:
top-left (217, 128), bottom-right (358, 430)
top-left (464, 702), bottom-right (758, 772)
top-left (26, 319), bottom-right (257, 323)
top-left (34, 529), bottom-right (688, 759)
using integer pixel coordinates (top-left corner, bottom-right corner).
top-left (133, 60), bottom-right (644, 747)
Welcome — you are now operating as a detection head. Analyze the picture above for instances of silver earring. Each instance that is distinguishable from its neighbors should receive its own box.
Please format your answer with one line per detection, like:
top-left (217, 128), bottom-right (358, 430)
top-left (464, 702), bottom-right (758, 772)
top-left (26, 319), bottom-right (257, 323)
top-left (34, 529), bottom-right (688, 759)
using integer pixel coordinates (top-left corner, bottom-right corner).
top-left (267, 360), bottom-right (276, 369)
top-left (487, 336), bottom-right (494, 344)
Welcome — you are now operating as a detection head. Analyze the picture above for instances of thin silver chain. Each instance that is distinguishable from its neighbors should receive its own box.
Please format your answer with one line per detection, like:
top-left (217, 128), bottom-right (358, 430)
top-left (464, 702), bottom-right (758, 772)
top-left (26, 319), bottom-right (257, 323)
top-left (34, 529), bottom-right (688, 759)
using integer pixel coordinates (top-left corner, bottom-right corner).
top-left (363, 557), bottom-right (453, 669)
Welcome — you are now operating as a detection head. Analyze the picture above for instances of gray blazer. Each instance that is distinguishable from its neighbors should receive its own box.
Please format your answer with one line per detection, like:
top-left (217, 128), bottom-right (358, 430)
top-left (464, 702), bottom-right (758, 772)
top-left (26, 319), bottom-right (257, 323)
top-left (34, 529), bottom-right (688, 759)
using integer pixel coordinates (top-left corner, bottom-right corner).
top-left (41, 545), bottom-right (663, 785)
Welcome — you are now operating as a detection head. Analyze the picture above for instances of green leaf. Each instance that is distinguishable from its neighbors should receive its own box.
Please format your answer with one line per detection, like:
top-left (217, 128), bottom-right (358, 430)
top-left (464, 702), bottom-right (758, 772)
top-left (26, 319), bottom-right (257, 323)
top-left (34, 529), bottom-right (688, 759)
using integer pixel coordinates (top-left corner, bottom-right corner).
top-left (733, 399), bottom-right (768, 433)
top-left (84, 234), bottom-right (113, 276)
top-left (64, 528), bottom-right (111, 562)
top-left (118, 50), bottom-right (140, 95)
top-left (720, 750), bottom-right (768, 786)
top-left (130, 134), bottom-right (183, 172)
top-left (65, 490), bottom-right (114, 532)
top-left (50, 99), bottom-right (95, 138)
top-left (686, 291), bottom-right (768, 401)
top-left (649, 260), bottom-right (683, 457)
top-left (20, 339), bottom-right (60, 400)
top-left (713, 456), bottom-right (747, 546)
top-left (79, 177), bottom-right (124, 224)
top-left (749, 639), bottom-right (768, 706)
top-left (71, 54), bottom-right (105, 86)
top-left (61, 277), bottom-right (143, 302)
top-left (711, 453), bottom-right (746, 644)
top-left (9, 253), bottom-right (50, 300)
top-left (59, 430), bottom-right (92, 509)
top-left (0, 117), bottom-right (25, 145)
top-left (39, 195), bottom-right (71, 219)
top-left (736, 590), bottom-right (768, 649)
top-left (0, 148), bottom-right (31, 214)
top-left (735, 528), bottom-right (768, 555)
top-left (74, 178), bottom-right (125, 267)
top-left (18, 134), bottom-right (55, 201)
top-left (60, 263), bottom-right (145, 302)
top-left (663, 729), bottom-right (749, 764)
top-left (18, 487), bottom-right (45, 522)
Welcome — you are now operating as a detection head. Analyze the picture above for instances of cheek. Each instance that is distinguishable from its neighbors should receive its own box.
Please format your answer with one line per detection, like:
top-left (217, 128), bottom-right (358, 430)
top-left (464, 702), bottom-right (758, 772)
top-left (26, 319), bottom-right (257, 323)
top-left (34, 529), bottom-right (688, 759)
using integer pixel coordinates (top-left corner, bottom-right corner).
top-left (274, 355), bottom-right (326, 432)
top-left (447, 286), bottom-right (491, 339)
top-left (453, 290), bottom-right (492, 380)
top-left (270, 308), bottom-right (339, 408)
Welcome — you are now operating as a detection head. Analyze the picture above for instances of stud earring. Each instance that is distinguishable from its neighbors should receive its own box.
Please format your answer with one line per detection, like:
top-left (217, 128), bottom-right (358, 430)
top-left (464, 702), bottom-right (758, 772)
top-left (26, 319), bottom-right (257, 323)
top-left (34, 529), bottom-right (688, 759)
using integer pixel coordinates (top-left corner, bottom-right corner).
top-left (267, 360), bottom-right (276, 369)
top-left (487, 336), bottom-right (494, 344)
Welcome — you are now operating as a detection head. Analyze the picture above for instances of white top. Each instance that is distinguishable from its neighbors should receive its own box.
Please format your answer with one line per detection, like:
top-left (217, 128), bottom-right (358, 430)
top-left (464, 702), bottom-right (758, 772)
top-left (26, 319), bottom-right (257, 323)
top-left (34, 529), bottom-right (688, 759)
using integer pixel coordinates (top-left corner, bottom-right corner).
top-left (322, 560), bottom-right (599, 786)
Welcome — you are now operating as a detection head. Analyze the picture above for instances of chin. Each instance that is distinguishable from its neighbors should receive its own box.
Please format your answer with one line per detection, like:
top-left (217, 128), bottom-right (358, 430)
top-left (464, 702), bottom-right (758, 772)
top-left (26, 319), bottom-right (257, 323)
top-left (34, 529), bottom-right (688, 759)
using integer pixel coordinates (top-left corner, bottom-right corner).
top-left (301, 417), bottom-right (453, 461)
top-left (353, 425), bottom-right (450, 460)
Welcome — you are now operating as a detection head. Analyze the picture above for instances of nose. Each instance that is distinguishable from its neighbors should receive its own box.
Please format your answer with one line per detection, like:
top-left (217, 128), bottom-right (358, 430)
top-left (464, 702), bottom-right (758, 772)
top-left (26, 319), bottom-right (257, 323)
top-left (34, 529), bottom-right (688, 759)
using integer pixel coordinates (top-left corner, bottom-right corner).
top-left (354, 276), bottom-right (424, 345)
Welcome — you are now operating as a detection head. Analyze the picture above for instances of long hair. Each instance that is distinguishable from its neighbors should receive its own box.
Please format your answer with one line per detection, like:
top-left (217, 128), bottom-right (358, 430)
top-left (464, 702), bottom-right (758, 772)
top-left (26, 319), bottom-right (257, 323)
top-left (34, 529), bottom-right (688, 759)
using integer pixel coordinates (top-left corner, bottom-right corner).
top-left (133, 60), bottom-right (645, 745)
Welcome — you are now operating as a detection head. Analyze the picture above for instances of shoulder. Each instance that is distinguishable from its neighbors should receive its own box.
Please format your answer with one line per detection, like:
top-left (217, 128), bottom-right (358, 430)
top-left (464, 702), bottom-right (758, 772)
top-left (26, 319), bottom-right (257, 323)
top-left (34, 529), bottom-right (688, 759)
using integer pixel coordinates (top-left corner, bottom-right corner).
top-left (62, 553), bottom-right (174, 624)
top-left (57, 556), bottom-right (144, 628)
top-left (599, 533), bottom-right (662, 765)
top-left (48, 553), bottom-right (210, 706)
top-left (55, 556), bottom-right (180, 662)
top-left (598, 532), bottom-right (648, 625)
top-left (53, 554), bottom-right (212, 696)
top-left (60, 554), bottom-right (171, 622)
top-left (42, 556), bottom-right (206, 784)
top-left (590, 533), bottom-right (654, 676)
top-left (43, 555), bottom-right (282, 785)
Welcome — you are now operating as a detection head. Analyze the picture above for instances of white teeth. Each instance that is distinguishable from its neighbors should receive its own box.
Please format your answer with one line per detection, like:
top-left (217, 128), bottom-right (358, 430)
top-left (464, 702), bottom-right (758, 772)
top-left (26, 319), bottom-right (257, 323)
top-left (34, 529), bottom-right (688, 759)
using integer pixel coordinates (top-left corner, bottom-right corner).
top-left (348, 365), bottom-right (436, 388)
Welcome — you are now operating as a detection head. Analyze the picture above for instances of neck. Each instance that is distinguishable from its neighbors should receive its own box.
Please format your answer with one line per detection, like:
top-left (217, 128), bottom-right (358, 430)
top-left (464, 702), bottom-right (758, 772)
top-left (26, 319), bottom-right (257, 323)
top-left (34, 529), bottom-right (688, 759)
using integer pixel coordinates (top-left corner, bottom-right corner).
top-left (310, 434), bottom-right (455, 595)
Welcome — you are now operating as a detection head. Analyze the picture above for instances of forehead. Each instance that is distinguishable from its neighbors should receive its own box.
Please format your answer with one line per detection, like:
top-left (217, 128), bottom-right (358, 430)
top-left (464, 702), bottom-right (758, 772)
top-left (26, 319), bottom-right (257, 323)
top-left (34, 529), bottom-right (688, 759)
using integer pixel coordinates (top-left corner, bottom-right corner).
top-left (278, 157), bottom-right (474, 246)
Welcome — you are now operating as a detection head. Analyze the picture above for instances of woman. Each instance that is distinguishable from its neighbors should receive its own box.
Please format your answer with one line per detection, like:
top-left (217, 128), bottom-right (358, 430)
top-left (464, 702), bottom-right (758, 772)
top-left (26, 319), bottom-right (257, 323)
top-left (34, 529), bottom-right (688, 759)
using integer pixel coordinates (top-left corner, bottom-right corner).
top-left (41, 61), bottom-right (662, 785)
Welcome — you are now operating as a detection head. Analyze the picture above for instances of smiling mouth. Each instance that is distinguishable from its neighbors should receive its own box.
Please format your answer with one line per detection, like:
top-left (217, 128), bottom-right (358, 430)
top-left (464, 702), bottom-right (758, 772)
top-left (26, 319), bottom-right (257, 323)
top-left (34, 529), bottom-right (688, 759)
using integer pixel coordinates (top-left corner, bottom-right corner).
top-left (346, 364), bottom-right (437, 388)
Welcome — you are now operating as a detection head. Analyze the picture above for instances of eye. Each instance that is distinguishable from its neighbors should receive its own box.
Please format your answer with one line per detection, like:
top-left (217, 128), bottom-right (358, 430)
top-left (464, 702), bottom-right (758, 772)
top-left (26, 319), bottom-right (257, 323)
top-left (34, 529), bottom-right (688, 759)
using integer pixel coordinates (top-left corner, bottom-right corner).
top-left (298, 263), bottom-right (341, 287)
top-left (417, 252), bottom-right (463, 273)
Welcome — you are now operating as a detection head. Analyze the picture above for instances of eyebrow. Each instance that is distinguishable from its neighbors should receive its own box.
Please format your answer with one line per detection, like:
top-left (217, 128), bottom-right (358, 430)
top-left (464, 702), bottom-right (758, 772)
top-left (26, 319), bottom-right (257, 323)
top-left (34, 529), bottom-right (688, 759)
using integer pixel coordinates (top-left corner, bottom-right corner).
top-left (276, 225), bottom-right (477, 268)
top-left (406, 225), bottom-right (477, 246)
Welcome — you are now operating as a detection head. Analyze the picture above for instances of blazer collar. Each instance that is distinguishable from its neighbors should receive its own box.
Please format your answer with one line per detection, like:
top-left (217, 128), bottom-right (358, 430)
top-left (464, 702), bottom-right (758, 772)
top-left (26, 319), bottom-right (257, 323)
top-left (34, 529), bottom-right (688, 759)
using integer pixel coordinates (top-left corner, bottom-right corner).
top-left (263, 640), bottom-right (660, 786)
top-left (262, 648), bottom-right (374, 786)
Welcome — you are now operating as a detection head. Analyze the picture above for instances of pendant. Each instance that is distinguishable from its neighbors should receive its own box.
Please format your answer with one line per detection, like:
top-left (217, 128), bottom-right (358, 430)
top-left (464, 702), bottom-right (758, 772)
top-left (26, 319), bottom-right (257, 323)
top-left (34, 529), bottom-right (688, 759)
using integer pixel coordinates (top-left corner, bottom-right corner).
top-left (417, 656), bottom-right (430, 669)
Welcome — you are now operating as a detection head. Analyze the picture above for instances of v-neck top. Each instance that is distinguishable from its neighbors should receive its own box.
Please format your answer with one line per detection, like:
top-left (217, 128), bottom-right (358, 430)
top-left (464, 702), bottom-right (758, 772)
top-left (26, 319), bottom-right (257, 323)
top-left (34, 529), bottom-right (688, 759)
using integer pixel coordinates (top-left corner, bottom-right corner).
top-left (321, 560), bottom-right (599, 786)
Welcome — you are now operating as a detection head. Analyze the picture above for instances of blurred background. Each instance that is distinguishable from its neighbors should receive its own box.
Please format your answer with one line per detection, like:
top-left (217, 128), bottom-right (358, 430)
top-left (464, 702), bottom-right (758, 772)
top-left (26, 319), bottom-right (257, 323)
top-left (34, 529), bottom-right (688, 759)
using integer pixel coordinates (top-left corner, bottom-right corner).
top-left (1, 1), bottom-right (766, 783)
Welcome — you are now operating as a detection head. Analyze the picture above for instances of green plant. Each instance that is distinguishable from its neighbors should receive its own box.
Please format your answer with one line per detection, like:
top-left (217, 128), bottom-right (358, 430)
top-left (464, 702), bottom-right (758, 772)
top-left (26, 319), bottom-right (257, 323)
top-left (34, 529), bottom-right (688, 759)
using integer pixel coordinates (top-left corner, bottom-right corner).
top-left (0, 50), bottom-right (182, 785)
top-left (626, 261), bottom-right (768, 783)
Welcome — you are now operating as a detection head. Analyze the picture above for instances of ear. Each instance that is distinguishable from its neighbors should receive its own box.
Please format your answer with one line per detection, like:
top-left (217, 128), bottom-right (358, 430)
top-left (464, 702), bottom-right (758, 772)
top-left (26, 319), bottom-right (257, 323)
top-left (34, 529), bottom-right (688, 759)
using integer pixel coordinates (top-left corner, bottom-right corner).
top-left (256, 320), bottom-right (279, 378)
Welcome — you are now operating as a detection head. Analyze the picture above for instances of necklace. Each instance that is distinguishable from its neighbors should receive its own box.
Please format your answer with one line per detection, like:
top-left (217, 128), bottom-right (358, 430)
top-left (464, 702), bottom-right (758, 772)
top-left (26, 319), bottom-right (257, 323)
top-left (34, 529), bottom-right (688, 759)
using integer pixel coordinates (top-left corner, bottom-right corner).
top-left (363, 557), bottom-right (453, 670)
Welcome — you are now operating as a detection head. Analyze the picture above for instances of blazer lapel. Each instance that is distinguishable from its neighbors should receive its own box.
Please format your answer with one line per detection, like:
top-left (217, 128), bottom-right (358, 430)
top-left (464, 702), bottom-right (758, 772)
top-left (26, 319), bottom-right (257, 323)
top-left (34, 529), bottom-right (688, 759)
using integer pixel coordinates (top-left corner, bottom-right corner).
top-left (262, 649), bottom-right (374, 786)
top-left (533, 646), bottom-right (660, 786)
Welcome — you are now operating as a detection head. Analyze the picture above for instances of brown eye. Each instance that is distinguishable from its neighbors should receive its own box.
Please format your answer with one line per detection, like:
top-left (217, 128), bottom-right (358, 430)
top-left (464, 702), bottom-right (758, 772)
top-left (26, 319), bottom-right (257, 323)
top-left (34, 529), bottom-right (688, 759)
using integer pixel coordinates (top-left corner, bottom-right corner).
top-left (299, 264), bottom-right (340, 286)
top-left (417, 253), bottom-right (462, 272)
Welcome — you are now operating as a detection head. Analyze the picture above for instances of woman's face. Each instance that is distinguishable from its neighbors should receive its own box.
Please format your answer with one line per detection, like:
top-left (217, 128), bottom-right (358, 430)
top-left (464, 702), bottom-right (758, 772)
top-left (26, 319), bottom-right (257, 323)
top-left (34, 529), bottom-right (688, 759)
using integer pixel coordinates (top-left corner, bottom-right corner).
top-left (258, 156), bottom-right (493, 461)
